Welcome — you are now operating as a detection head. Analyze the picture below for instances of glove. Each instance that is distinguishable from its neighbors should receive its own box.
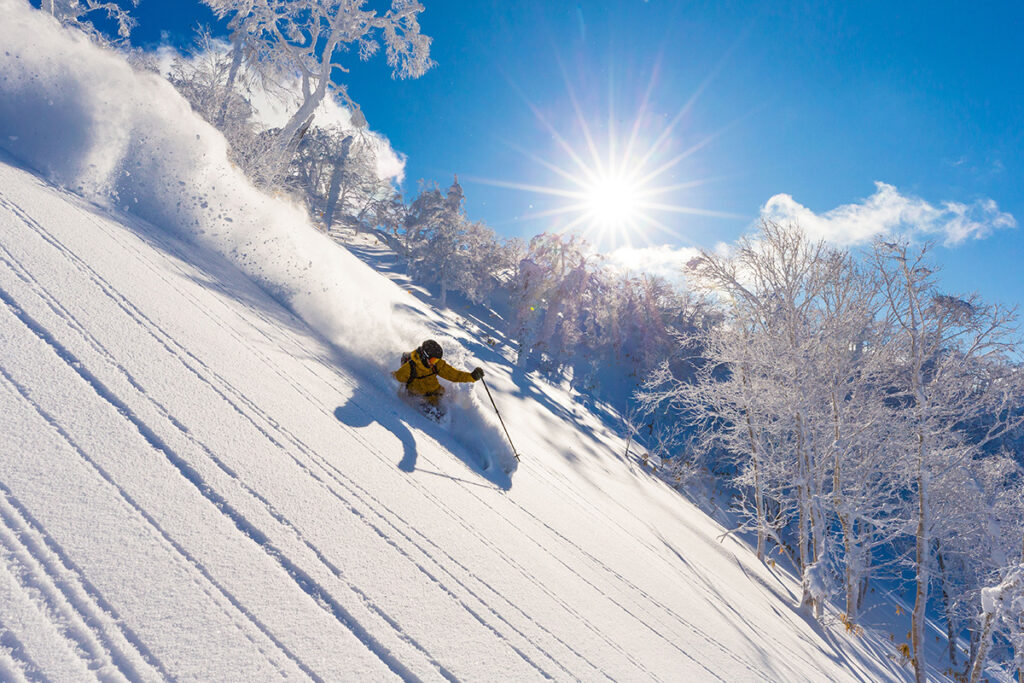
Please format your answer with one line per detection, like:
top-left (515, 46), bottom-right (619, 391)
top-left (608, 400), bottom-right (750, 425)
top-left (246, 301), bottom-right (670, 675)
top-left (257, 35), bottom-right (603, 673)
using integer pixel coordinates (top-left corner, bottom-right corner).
top-left (471, 367), bottom-right (484, 381)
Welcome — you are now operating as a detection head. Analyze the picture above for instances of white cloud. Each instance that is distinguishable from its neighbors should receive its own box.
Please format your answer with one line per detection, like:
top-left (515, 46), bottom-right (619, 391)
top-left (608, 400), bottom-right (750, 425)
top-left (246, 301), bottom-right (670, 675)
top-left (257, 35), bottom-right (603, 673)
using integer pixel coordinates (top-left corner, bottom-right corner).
top-left (604, 244), bottom-right (702, 284)
top-left (761, 182), bottom-right (1016, 247)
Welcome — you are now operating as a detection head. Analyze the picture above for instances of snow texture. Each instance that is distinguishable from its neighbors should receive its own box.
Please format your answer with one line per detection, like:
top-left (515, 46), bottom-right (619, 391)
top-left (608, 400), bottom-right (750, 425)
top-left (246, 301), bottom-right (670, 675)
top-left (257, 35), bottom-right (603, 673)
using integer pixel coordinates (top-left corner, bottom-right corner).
top-left (0, 1), bottom-right (943, 679)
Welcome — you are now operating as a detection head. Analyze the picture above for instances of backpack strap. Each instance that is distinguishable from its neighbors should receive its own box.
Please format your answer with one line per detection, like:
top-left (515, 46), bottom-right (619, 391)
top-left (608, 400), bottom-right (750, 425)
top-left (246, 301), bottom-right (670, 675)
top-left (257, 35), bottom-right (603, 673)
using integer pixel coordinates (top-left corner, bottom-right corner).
top-left (403, 349), bottom-right (437, 389)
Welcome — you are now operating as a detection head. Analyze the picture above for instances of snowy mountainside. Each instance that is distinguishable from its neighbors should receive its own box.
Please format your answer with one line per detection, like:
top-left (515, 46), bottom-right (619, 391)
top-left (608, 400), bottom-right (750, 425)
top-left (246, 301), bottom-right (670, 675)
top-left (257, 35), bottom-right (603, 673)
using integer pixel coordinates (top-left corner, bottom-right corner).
top-left (0, 155), bottom-right (923, 681)
top-left (0, 2), bottom-right (940, 679)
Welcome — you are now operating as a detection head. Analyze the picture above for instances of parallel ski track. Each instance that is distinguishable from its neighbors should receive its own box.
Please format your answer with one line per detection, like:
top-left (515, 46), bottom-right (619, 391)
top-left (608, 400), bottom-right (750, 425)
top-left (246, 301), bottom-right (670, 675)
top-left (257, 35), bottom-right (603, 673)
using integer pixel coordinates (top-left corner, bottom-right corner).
top-left (0, 628), bottom-right (35, 683)
top-left (40, 187), bottom-right (644, 680)
top-left (0, 573), bottom-right (48, 683)
top-left (0, 194), bottom-right (441, 682)
top-left (0, 444), bottom-right (167, 681)
top-left (4, 177), bottom-right (826, 682)
top-left (530, 455), bottom-right (827, 679)
top-left (0, 306), bottom-right (311, 681)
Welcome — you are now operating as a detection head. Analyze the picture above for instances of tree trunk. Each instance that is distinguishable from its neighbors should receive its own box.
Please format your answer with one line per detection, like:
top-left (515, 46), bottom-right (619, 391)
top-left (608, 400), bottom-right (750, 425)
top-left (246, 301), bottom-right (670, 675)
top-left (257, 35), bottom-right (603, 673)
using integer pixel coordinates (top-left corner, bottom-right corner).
top-left (831, 390), bottom-right (860, 619)
top-left (935, 542), bottom-right (958, 668)
top-left (217, 37), bottom-right (244, 128)
top-left (966, 629), bottom-right (980, 681)
top-left (795, 412), bottom-right (815, 614)
top-left (270, 73), bottom-right (329, 181)
top-left (911, 431), bottom-right (929, 683)
top-left (969, 611), bottom-right (995, 683)
top-left (809, 492), bottom-right (826, 619)
top-left (840, 526), bottom-right (859, 619)
top-left (323, 136), bottom-right (353, 229)
top-left (1018, 538), bottom-right (1024, 683)
top-left (740, 365), bottom-right (766, 561)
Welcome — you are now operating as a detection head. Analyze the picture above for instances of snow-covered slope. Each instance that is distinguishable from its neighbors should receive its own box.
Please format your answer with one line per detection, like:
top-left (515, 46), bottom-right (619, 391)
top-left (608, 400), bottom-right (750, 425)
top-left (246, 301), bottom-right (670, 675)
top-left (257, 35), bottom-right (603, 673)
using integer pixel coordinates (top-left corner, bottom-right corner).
top-left (0, 2), bottom-right (936, 680)
top-left (0, 155), bottom-right (926, 681)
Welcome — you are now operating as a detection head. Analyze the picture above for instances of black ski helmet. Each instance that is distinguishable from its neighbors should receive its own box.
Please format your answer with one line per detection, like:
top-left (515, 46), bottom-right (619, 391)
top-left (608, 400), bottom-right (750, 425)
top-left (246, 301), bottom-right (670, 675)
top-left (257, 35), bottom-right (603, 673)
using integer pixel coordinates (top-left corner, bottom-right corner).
top-left (420, 339), bottom-right (443, 360)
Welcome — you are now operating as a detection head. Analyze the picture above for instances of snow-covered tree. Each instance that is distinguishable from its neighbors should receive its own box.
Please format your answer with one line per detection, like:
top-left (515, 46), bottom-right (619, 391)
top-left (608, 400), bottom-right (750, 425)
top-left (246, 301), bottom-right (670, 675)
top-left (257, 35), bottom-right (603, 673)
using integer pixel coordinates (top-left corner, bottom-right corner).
top-left (289, 126), bottom-right (396, 231)
top-left (638, 316), bottom-right (778, 560)
top-left (809, 250), bottom-right (909, 622)
top-left (403, 177), bottom-right (472, 306)
top-left (680, 222), bottom-right (862, 616)
top-left (870, 239), bottom-right (1024, 683)
top-left (972, 557), bottom-right (1024, 682)
top-left (38, 0), bottom-right (138, 44)
top-left (638, 224), bottom-right (915, 623)
top-left (166, 30), bottom-right (268, 174)
top-left (451, 221), bottom-right (504, 304)
top-left (634, 222), bottom-right (1023, 667)
top-left (202, 0), bottom-right (434, 182)
top-left (931, 453), bottom-right (1022, 674)
top-left (511, 233), bottom-right (596, 369)
top-left (599, 273), bottom-right (689, 376)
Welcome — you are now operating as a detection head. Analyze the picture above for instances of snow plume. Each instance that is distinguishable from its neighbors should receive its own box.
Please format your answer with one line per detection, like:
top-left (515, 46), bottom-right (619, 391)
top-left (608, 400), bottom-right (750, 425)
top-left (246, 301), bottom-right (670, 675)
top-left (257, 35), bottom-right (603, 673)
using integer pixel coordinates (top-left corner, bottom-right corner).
top-left (0, 0), bottom-right (399, 367)
top-left (762, 181), bottom-right (1016, 247)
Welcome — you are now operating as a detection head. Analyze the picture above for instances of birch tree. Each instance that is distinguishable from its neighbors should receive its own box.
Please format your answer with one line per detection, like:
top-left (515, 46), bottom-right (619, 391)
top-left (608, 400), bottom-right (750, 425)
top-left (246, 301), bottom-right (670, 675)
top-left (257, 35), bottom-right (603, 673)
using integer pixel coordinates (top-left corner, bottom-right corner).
top-left (683, 221), bottom-right (849, 616)
top-left (203, 0), bottom-right (434, 182)
top-left (870, 239), bottom-right (1023, 683)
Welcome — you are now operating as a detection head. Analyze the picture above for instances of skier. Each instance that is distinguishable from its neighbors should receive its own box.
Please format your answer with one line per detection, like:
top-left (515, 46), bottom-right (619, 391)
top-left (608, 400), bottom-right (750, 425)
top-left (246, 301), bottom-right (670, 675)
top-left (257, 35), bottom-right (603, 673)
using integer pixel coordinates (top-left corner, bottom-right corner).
top-left (393, 339), bottom-right (484, 411)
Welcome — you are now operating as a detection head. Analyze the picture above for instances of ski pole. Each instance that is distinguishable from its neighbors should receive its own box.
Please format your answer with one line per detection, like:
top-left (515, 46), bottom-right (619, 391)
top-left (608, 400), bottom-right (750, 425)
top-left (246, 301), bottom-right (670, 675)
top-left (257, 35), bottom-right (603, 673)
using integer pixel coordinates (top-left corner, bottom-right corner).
top-left (481, 378), bottom-right (521, 461)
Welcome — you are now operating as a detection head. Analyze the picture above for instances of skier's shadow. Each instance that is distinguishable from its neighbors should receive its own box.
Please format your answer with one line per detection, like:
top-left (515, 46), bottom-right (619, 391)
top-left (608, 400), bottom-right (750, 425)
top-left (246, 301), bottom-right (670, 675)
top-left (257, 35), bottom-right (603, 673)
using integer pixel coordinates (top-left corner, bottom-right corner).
top-left (334, 397), bottom-right (420, 473)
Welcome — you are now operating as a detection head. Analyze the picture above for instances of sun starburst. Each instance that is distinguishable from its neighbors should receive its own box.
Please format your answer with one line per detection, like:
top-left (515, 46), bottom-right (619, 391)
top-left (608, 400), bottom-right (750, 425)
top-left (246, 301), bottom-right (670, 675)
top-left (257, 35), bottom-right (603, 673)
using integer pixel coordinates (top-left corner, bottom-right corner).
top-left (468, 52), bottom-right (747, 252)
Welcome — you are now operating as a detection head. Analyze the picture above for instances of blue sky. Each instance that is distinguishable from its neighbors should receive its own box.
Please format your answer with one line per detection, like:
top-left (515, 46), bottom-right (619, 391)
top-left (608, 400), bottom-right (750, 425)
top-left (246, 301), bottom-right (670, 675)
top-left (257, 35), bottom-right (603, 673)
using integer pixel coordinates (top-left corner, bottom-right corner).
top-left (129, 0), bottom-right (1023, 307)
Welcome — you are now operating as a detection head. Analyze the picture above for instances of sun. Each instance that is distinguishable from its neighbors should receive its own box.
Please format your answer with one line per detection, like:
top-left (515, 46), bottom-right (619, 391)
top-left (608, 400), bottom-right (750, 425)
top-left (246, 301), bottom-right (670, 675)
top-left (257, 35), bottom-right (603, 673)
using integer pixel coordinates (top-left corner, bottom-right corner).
top-left (467, 57), bottom-right (745, 252)
top-left (469, 117), bottom-right (739, 251)
top-left (583, 171), bottom-right (643, 228)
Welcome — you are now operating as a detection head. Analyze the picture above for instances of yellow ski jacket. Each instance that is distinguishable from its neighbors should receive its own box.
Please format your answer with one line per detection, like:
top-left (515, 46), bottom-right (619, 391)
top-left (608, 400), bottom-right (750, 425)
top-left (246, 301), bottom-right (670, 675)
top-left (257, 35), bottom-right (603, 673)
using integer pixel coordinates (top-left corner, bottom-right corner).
top-left (393, 349), bottom-right (476, 396)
